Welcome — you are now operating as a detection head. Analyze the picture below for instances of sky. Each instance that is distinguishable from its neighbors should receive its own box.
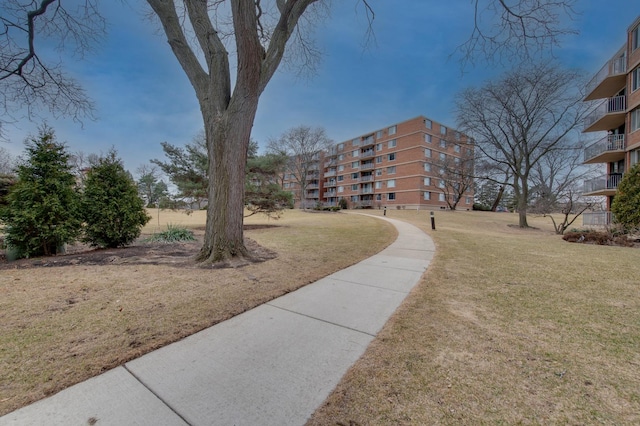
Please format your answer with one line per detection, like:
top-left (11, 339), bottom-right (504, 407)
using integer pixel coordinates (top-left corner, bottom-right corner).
top-left (2, 1), bottom-right (640, 174)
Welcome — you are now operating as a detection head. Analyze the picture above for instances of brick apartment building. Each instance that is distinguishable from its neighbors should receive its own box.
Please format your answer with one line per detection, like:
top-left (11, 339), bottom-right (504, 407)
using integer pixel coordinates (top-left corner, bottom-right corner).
top-left (582, 15), bottom-right (640, 225)
top-left (283, 116), bottom-right (474, 210)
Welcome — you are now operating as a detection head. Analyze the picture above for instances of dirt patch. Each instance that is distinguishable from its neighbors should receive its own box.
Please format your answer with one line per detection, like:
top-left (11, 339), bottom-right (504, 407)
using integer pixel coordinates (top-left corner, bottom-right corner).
top-left (0, 225), bottom-right (280, 270)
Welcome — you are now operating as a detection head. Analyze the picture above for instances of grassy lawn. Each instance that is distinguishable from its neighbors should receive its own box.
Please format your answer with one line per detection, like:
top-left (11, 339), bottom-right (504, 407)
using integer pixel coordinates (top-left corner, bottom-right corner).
top-left (309, 210), bottom-right (640, 425)
top-left (0, 209), bottom-right (396, 416)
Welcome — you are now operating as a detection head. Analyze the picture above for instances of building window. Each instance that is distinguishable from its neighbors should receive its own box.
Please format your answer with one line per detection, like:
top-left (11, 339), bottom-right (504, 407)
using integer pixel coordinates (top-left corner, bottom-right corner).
top-left (454, 144), bottom-right (461, 153)
top-left (438, 193), bottom-right (446, 202)
top-left (632, 107), bottom-right (640, 132)
top-left (388, 125), bottom-right (397, 135)
top-left (352, 161), bottom-right (359, 168)
top-left (351, 196), bottom-right (358, 202)
top-left (387, 166), bottom-right (396, 174)
top-left (439, 167), bottom-right (445, 175)
top-left (388, 139), bottom-right (397, 148)
top-left (631, 149), bottom-right (640, 166)
top-left (425, 134), bottom-right (432, 143)
top-left (338, 154), bottom-right (344, 161)
top-left (424, 162), bottom-right (431, 172)
top-left (633, 24), bottom-right (640, 51)
top-left (388, 193), bottom-right (396, 200)
top-left (424, 177), bottom-right (431, 186)
top-left (425, 148), bottom-right (432, 158)
top-left (425, 119), bottom-right (432, 129)
top-left (376, 194), bottom-right (382, 201)
top-left (375, 181), bottom-right (382, 189)
top-left (440, 125), bottom-right (447, 136)
top-left (352, 150), bottom-right (359, 157)
top-left (338, 165), bottom-right (345, 171)
top-left (455, 157), bottom-right (461, 165)
top-left (440, 139), bottom-right (446, 148)
top-left (338, 186), bottom-right (344, 192)
top-left (439, 179), bottom-right (445, 188)
top-left (376, 169), bottom-right (383, 176)
top-left (387, 153), bottom-right (396, 161)
top-left (439, 153), bottom-right (446, 161)
top-left (351, 173), bottom-right (358, 179)
top-left (376, 143), bottom-right (383, 151)
top-left (633, 67), bottom-right (640, 92)
top-left (337, 175), bottom-right (344, 181)
top-left (352, 184), bottom-right (358, 191)
top-left (376, 130), bottom-right (383, 139)
top-left (466, 196), bottom-right (471, 204)
top-left (424, 191), bottom-right (431, 200)
top-left (352, 138), bottom-right (360, 147)
top-left (338, 143), bottom-right (344, 151)
top-left (376, 156), bottom-right (383, 163)
top-left (455, 131), bottom-right (461, 140)
top-left (387, 179), bottom-right (396, 188)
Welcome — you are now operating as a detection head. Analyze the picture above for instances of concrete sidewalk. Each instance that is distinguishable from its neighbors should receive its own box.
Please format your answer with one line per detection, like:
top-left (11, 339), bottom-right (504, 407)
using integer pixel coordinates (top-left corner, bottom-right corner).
top-left (0, 215), bottom-right (435, 426)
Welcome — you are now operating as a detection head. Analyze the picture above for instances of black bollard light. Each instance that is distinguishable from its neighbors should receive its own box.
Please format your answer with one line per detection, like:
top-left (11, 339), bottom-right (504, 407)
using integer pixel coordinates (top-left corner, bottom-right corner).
top-left (430, 211), bottom-right (436, 230)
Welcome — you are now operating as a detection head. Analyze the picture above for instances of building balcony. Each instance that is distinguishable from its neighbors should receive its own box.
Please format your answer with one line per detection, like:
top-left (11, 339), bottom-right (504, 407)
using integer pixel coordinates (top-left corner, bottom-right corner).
top-left (361, 136), bottom-right (375, 148)
top-left (360, 175), bottom-right (374, 182)
top-left (584, 55), bottom-right (627, 101)
top-left (583, 173), bottom-right (623, 196)
top-left (360, 163), bottom-right (375, 170)
top-left (584, 134), bottom-right (626, 164)
top-left (325, 179), bottom-right (337, 187)
top-left (306, 183), bottom-right (319, 190)
top-left (583, 95), bottom-right (626, 132)
top-left (583, 211), bottom-right (613, 227)
top-left (306, 191), bottom-right (320, 199)
top-left (324, 191), bottom-right (337, 198)
top-left (324, 159), bottom-right (336, 168)
top-left (360, 188), bottom-right (374, 194)
top-left (324, 170), bottom-right (336, 177)
top-left (360, 149), bottom-right (375, 159)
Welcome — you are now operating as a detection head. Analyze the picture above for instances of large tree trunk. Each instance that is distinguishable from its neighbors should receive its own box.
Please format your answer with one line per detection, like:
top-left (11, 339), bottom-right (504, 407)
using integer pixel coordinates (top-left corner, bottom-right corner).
top-left (196, 98), bottom-right (258, 264)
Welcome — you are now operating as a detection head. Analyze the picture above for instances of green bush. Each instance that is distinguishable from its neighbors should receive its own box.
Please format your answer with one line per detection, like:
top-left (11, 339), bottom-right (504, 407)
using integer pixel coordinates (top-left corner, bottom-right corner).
top-left (0, 127), bottom-right (82, 258)
top-left (82, 149), bottom-right (151, 248)
top-left (146, 224), bottom-right (195, 243)
top-left (611, 164), bottom-right (640, 230)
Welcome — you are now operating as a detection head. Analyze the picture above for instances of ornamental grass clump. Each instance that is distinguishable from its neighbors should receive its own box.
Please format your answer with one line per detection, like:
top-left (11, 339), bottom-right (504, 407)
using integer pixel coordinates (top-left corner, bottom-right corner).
top-left (147, 224), bottom-right (195, 243)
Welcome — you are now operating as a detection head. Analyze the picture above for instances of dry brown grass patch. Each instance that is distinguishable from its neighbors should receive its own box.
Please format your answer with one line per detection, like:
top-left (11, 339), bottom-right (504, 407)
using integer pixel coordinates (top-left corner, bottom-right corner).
top-left (309, 210), bottom-right (640, 425)
top-left (0, 209), bottom-right (396, 416)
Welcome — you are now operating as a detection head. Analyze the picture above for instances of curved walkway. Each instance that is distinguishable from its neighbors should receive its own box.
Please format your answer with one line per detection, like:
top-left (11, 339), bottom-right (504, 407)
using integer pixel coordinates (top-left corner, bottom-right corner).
top-left (0, 215), bottom-right (435, 426)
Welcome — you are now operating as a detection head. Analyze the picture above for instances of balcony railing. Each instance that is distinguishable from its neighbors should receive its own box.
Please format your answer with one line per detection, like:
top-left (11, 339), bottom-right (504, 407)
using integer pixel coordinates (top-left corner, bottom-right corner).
top-left (583, 211), bottom-right (613, 226)
top-left (585, 56), bottom-right (627, 98)
top-left (360, 188), bottom-right (374, 194)
top-left (583, 173), bottom-right (623, 193)
top-left (360, 149), bottom-right (375, 159)
top-left (325, 180), bottom-right (336, 187)
top-left (324, 191), bottom-right (337, 198)
top-left (324, 170), bottom-right (336, 177)
top-left (360, 175), bottom-right (374, 182)
top-left (360, 163), bottom-right (375, 170)
top-left (583, 95), bottom-right (626, 131)
top-left (306, 183), bottom-right (319, 190)
top-left (584, 134), bottom-right (625, 163)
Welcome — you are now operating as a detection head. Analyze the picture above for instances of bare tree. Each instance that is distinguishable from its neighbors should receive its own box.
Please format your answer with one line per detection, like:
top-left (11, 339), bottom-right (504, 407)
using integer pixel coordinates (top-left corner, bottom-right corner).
top-left (434, 143), bottom-right (475, 210)
top-left (0, 146), bottom-right (16, 174)
top-left (456, 0), bottom-right (577, 68)
top-left (0, 1), bottom-right (105, 138)
top-left (267, 125), bottom-right (332, 209)
top-left (455, 62), bottom-right (587, 228)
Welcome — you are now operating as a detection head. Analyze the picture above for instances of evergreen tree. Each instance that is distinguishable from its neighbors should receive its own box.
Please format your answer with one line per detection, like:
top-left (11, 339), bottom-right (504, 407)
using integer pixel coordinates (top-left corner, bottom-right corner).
top-left (611, 164), bottom-right (640, 229)
top-left (82, 149), bottom-right (150, 248)
top-left (0, 127), bottom-right (82, 257)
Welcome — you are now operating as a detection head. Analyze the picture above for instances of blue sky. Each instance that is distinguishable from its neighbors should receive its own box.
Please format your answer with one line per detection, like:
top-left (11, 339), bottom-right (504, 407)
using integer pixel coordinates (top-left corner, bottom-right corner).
top-left (3, 1), bottom-right (640, 173)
